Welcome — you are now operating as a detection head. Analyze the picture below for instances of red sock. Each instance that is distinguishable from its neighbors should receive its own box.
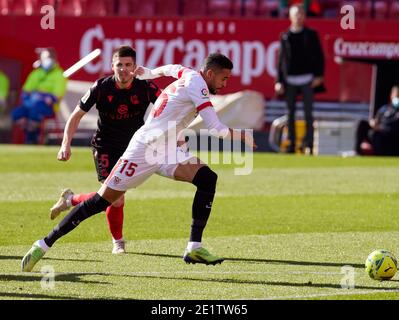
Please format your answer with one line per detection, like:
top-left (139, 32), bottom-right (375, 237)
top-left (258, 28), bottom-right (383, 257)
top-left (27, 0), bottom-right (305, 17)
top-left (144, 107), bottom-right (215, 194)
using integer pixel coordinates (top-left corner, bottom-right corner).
top-left (71, 192), bottom-right (97, 206)
top-left (106, 204), bottom-right (124, 241)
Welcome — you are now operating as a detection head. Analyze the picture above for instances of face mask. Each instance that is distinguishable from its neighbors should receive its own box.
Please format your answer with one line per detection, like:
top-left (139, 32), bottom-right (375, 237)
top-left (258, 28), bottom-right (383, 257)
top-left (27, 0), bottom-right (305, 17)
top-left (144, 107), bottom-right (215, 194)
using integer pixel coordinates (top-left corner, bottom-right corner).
top-left (41, 57), bottom-right (54, 71)
top-left (392, 97), bottom-right (399, 108)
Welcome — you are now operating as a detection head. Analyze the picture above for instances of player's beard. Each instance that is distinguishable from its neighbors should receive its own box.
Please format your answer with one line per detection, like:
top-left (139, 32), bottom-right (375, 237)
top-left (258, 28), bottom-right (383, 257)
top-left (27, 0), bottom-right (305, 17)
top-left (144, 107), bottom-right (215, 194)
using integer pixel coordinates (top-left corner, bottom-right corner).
top-left (209, 87), bottom-right (217, 95)
top-left (118, 73), bottom-right (133, 84)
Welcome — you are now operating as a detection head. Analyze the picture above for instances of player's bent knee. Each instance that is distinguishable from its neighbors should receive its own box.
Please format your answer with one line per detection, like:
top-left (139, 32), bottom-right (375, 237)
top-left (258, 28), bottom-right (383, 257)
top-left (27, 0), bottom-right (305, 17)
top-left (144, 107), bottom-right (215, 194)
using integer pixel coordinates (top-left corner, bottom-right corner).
top-left (84, 193), bottom-right (111, 217)
top-left (98, 184), bottom-right (125, 204)
top-left (192, 166), bottom-right (218, 193)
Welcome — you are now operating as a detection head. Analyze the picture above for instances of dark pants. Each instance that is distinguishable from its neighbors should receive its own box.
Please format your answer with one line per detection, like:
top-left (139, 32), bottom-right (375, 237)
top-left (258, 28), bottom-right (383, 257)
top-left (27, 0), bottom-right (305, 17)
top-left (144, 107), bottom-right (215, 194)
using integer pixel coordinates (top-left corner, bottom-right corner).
top-left (373, 131), bottom-right (399, 156)
top-left (355, 120), bottom-right (372, 155)
top-left (11, 100), bottom-right (54, 123)
top-left (285, 82), bottom-right (314, 152)
top-left (355, 120), bottom-right (399, 156)
top-left (11, 100), bottom-right (54, 144)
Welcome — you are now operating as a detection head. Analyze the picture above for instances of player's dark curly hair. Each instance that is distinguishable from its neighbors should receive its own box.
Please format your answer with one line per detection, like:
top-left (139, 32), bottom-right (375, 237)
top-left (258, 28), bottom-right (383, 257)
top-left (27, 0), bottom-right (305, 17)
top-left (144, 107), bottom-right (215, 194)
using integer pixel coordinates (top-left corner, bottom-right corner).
top-left (203, 53), bottom-right (233, 72)
top-left (112, 45), bottom-right (136, 61)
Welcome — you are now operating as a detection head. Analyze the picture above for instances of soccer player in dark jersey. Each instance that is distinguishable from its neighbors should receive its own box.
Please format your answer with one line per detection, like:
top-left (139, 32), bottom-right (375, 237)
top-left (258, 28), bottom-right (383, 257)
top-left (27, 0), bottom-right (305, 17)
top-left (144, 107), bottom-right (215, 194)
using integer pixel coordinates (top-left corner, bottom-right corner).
top-left (49, 45), bottom-right (160, 254)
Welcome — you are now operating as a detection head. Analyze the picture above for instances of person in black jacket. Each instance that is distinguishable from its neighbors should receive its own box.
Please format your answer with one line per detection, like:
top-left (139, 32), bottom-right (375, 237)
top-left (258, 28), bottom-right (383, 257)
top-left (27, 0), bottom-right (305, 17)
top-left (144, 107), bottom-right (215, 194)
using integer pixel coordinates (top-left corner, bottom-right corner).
top-left (275, 3), bottom-right (325, 154)
top-left (355, 85), bottom-right (399, 156)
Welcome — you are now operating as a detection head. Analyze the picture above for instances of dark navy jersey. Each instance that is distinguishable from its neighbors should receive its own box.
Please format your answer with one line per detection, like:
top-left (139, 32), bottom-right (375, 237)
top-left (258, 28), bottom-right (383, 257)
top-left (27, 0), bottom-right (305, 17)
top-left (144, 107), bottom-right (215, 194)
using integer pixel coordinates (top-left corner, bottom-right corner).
top-left (79, 75), bottom-right (160, 151)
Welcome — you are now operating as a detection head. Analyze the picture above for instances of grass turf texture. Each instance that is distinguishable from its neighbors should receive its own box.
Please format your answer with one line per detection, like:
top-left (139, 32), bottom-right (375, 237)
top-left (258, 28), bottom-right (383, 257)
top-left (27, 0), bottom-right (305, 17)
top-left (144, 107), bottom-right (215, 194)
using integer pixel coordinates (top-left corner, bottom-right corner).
top-left (1, 144), bottom-right (399, 300)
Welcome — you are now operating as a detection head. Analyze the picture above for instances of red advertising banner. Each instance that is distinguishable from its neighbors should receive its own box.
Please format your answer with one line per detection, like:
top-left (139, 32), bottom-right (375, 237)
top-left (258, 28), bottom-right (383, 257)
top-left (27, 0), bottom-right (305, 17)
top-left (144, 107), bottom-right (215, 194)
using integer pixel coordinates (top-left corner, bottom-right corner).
top-left (1, 16), bottom-right (399, 102)
top-left (329, 36), bottom-right (399, 60)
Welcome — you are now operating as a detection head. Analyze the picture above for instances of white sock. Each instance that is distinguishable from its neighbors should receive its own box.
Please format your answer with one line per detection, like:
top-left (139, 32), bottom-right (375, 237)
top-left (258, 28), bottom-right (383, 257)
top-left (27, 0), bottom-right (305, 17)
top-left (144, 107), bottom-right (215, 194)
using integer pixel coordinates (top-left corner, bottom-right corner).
top-left (66, 194), bottom-right (73, 207)
top-left (37, 239), bottom-right (50, 252)
top-left (113, 237), bottom-right (124, 244)
top-left (187, 241), bottom-right (202, 251)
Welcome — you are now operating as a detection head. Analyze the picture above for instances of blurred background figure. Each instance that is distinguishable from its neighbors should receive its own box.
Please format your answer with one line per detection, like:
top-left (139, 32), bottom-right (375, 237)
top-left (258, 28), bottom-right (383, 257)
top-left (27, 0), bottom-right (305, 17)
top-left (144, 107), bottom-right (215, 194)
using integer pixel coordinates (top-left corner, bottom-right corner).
top-left (11, 48), bottom-right (67, 144)
top-left (0, 70), bottom-right (10, 114)
top-left (355, 85), bottom-right (399, 156)
top-left (275, 3), bottom-right (325, 154)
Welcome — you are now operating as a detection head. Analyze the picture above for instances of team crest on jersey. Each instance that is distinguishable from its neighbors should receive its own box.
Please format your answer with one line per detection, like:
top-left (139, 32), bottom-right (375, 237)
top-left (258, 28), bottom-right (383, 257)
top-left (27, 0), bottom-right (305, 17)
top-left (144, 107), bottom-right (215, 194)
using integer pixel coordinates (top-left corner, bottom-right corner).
top-left (201, 88), bottom-right (209, 97)
top-left (107, 95), bottom-right (113, 102)
top-left (113, 176), bottom-right (121, 185)
top-left (177, 78), bottom-right (185, 87)
top-left (118, 104), bottom-right (128, 115)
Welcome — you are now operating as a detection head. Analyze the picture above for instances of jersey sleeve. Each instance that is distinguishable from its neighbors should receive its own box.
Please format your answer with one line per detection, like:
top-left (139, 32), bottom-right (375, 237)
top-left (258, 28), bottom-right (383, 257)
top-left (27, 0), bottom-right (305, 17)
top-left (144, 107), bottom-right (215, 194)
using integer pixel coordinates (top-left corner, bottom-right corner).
top-left (78, 80), bottom-right (99, 112)
top-left (147, 80), bottom-right (161, 104)
top-left (199, 106), bottom-right (229, 138)
top-left (186, 74), bottom-right (213, 112)
top-left (155, 64), bottom-right (186, 79)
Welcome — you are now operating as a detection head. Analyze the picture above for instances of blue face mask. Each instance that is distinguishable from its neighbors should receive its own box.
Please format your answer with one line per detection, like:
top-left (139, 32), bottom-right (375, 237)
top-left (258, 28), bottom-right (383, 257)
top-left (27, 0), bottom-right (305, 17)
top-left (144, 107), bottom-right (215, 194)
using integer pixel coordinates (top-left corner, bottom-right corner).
top-left (392, 97), bottom-right (399, 109)
top-left (41, 58), bottom-right (54, 71)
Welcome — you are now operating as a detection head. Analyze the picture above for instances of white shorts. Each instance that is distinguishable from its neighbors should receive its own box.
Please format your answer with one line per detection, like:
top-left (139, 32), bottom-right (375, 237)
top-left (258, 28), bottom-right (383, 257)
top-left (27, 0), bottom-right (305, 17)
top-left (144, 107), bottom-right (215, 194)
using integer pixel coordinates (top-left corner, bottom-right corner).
top-left (104, 139), bottom-right (197, 191)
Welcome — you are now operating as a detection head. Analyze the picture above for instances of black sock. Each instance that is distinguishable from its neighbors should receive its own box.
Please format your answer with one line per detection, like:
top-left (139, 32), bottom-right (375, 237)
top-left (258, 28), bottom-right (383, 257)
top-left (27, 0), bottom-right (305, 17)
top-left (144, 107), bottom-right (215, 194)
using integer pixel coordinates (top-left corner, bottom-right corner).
top-left (44, 194), bottom-right (110, 247)
top-left (190, 167), bottom-right (217, 242)
top-left (190, 190), bottom-right (215, 242)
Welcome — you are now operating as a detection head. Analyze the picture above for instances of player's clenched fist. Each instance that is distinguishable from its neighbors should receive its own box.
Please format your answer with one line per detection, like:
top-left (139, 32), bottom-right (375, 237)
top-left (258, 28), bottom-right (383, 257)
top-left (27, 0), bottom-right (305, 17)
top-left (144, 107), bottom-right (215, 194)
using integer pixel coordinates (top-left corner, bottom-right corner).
top-left (131, 66), bottom-right (151, 79)
top-left (57, 145), bottom-right (71, 161)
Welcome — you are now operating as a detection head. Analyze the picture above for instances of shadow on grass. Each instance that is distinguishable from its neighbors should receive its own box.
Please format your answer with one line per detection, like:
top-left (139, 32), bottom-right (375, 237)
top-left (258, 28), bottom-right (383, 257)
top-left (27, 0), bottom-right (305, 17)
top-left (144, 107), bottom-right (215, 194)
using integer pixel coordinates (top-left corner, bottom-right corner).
top-left (0, 291), bottom-right (78, 299)
top-left (0, 273), bottom-right (108, 285)
top-left (122, 273), bottom-right (399, 291)
top-left (226, 257), bottom-right (365, 269)
top-left (0, 255), bottom-right (101, 263)
top-left (42, 257), bottom-right (102, 263)
top-left (128, 252), bottom-right (364, 269)
top-left (0, 255), bottom-right (23, 260)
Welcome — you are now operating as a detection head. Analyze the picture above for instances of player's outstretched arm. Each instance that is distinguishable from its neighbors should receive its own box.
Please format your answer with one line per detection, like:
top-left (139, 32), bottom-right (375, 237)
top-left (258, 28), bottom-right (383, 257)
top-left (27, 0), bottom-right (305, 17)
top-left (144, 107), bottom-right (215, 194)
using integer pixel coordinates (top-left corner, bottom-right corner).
top-left (57, 106), bottom-right (86, 161)
top-left (134, 64), bottom-right (184, 80)
top-left (227, 128), bottom-right (257, 150)
top-left (199, 107), bottom-right (257, 150)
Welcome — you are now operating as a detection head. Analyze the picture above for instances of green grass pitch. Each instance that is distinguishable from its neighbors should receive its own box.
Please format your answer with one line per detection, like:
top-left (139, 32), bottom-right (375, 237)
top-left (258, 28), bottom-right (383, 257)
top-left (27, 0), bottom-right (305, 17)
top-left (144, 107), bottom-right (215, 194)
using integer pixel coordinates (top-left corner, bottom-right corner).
top-left (2, 144), bottom-right (399, 300)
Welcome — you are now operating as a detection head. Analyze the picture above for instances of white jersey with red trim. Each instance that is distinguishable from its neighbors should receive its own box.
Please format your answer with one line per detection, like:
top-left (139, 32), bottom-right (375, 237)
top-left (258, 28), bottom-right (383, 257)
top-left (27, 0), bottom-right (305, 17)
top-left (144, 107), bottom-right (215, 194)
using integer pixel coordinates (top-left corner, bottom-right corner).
top-left (132, 66), bottom-right (212, 146)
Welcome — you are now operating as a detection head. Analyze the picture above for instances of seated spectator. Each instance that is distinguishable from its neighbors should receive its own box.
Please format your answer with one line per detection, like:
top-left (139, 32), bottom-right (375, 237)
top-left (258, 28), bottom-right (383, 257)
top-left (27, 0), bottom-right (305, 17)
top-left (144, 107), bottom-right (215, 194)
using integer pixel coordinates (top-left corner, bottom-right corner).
top-left (355, 85), bottom-right (399, 156)
top-left (12, 48), bottom-right (67, 144)
top-left (0, 70), bottom-right (9, 113)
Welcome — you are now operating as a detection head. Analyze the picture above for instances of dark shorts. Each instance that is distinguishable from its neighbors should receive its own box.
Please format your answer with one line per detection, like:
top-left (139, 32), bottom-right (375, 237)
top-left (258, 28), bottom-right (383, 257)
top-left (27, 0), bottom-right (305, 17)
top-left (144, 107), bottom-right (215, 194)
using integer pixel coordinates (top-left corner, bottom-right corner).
top-left (92, 147), bottom-right (124, 182)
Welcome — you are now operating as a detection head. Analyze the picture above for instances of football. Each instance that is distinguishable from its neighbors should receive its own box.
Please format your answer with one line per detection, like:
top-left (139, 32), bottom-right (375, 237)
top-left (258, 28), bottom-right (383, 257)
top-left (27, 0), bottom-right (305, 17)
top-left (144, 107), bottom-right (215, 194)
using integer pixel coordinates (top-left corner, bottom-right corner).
top-left (365, 249), bottom-right (398, 280)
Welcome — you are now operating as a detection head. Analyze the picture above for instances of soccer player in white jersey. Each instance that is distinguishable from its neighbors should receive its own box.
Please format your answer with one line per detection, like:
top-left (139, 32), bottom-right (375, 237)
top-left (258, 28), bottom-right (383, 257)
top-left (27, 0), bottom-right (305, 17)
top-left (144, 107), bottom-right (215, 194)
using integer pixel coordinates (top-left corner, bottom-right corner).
top-left (21, 53), bottom-right (256, 272)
